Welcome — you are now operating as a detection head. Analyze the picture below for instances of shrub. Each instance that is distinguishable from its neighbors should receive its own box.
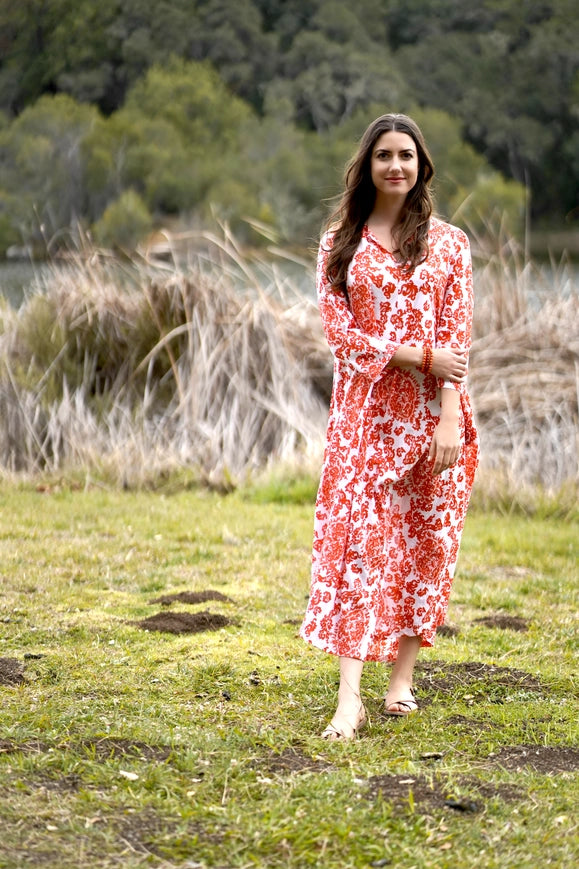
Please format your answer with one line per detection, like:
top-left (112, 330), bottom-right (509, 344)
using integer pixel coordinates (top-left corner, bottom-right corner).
top-left (92, 190), bottom-right (153, 250)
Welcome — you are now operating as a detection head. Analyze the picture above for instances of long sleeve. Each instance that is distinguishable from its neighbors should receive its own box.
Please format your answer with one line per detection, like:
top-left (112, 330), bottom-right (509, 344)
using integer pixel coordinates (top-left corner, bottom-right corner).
top-left (317, 235), bottom-right (398, 381)
top-left (436, 229), bottom-right (474, 391)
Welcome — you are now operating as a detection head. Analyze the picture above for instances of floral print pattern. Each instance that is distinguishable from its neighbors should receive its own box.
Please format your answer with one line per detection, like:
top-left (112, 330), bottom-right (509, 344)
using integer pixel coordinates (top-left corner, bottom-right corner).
top-left (300, 218), bottom-right (479, 662)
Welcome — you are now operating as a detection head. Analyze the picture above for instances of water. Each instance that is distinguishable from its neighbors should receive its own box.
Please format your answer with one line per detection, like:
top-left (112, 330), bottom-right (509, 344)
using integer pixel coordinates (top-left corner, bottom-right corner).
top-left (0, 255), bottom-right (318, 308)
top-left (0, 257), bottom-right (576, 309)
top-left (0, 261), bottom-right (54, 308)
top-left (0, 259), bottom-right (163, 308)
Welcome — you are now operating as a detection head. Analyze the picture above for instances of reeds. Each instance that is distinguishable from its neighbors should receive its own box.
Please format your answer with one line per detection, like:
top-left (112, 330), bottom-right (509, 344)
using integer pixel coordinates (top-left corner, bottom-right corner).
top-left (0, 227), bottom-right (576, 501)
top-left (469, 236), bottom-right (578, 498)
top-left (0, 231), bottom-right (329, 488)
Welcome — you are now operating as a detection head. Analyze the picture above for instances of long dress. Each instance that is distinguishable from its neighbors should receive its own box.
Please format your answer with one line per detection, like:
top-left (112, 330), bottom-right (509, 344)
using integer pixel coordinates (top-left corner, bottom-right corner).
top-left (300, 218), bottom-right (479, 662)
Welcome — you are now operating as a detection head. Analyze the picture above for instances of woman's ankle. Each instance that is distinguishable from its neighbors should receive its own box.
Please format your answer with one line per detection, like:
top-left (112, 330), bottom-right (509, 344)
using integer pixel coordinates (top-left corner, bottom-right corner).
top-left (337, 687), bottom-right (362, 709)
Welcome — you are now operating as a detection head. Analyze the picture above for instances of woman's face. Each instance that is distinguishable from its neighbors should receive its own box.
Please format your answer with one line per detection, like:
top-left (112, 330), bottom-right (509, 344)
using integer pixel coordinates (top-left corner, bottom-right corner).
top-left (370, 131), bottom-right (419, 199)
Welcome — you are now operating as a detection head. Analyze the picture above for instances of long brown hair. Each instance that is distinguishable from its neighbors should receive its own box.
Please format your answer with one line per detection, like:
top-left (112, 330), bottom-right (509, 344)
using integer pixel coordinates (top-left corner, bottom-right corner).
top-left (325, 113), bottom-right (434, 291)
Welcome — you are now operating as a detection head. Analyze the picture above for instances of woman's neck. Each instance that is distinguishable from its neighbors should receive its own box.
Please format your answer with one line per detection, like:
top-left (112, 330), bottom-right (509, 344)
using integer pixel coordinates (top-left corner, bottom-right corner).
top-left (366, 195), bottom-right (407, 252)
top-left (368, 192), bottom-right (406, 229)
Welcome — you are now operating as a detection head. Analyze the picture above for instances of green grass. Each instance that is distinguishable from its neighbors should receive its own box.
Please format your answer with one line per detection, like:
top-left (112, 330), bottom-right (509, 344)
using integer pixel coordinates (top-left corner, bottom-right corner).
top-left (0, 483), bottom-right (577, 868)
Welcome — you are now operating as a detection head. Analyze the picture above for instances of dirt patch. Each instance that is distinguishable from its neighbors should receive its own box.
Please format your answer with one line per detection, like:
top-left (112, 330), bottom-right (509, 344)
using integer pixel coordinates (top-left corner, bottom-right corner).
top-left (0, 657), bottom-right (25, 685)
top-left (461, 776), bottom-right (524, 803)
top-left (81, 737), bottom-right (173, 762)
top-left (115, 811), bottom-right (176, 856)
top-left (149, 589), bottom-right (235, 606)
top-left (28, 773), bottom-right (82, 793)
top-left (436, 623), bottom-right (460, 637)
top-left (490, 744), bottom-right (579, 773)
top-left (0, 737), bottom-right (173, 763)
top-left (474, 614), bottom-right (530, 632)
top-left (260, 747), bottom-right (332, 775)
top-left (367, 773), bottom-right (480, 812)
top-left (367, 772), bottom-right (523, 814)
top-left (415, 660), bottom-right (543, 699)
top-left (116, 811), bottom-right (224, 855)
top-left (0, 739), bottom-right (48, 755)
top-left (133, 610), bottom-right (233, 634)
top-left (445, 714), bottom-right (494, 732)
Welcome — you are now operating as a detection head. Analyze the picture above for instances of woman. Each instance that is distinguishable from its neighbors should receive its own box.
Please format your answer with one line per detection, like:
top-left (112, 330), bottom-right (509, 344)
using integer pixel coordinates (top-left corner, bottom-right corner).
top-left (300, 113), bottom-right (479, 739)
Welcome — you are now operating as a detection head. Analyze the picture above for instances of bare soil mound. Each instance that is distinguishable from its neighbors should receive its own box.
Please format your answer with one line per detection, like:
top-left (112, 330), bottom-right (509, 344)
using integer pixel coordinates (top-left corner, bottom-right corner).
top-left (149, 590), bottom-right (234, 606)
top-left (0, 657), bottom-right (25, 685)
top-left (436, 623), bottom-right (460, 637)
top-left (367, 773), bottom-right (479, 812)
top-left (368, 772), bottom-right (524, 813)
top-left (0, 739), bottom-right (47, 755)
top-left (415, 660), bottom-right (543, 697)
top-left (474, 614), bottom-right (529, 632)
top-left (260, 747), bottom-right (332, 775)
top-left (491, 744), bottom-right (579, 773)
top-left (134, 610), bottom-right (233, 634)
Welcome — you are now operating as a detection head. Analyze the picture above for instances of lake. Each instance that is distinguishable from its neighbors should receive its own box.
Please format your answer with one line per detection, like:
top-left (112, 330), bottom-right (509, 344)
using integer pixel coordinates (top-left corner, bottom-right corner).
top-left (0, 255), bottom-right (577, 309)
top-left (0, 261), bottom-right (56, 308)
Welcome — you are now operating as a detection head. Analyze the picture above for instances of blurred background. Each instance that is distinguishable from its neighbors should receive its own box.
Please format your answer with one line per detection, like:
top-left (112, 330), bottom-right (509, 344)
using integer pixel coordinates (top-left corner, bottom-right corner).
top-left (0, 0), bottom-right (577, 266)
top-left (0, 0), bottom-right (577, 502)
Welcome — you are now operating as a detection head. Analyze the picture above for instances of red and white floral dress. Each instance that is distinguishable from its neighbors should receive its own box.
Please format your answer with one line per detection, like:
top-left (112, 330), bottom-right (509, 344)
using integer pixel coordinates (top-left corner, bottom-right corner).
top-left (300, 218), bottom-right (479, 662)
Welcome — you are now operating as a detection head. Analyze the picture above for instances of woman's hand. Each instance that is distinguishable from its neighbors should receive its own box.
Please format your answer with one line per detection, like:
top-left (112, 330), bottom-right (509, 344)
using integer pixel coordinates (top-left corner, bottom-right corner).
top-left (429, 388), bottom-right (462, 475)
top-left (428, 416), bottom-right (461, 475)
top-left (430, 348), bottom-right (468, 382)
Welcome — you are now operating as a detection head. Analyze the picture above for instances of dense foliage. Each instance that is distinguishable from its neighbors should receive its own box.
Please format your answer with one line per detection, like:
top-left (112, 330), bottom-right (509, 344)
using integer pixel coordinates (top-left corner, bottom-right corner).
top-left (0, 0), bottom-right (576, 254)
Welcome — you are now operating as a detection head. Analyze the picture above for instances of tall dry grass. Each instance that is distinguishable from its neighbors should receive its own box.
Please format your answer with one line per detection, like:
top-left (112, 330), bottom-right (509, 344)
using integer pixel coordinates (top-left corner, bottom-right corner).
top-left (0, 230), bottom-right (329, 488)
top-left (469, 230), bottom-right (578, 501)
top-left (0, 226), bottom-right (576, 501)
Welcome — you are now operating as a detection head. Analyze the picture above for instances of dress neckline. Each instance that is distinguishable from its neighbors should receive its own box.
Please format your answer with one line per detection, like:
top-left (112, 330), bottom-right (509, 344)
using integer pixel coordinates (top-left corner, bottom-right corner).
top-left (363, 224), bottom-right (403, 262)
top-left (363, 224), bottom-right (392, 253)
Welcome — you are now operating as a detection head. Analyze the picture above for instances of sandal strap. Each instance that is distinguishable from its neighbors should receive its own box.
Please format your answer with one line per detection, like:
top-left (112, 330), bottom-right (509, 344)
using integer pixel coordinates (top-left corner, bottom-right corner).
top-left (388, 699), bottom-right (416, 711)
top-left (321, 706), bottom-right (366, 739)
top-left (321, 723), bottom-right (344, 738)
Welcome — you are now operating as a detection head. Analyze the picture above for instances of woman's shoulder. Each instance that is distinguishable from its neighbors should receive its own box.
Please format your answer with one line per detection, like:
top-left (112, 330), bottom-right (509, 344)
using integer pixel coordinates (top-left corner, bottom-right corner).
top-left (319, 223), bottom-right (340, 251)
top-left (429, 216), bottom-right (470, 249)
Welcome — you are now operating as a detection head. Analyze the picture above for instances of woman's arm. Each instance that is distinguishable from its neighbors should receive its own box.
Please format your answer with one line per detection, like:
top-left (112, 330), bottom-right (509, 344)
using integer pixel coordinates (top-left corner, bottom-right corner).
top-left (387, 345), bottom-right (467, 382)
top-left (317, 236), bottom-right (399, 381)
top-left (428, 387), bottom-right (462, 475)
top-left (435, 229), bottom-right (474, 390)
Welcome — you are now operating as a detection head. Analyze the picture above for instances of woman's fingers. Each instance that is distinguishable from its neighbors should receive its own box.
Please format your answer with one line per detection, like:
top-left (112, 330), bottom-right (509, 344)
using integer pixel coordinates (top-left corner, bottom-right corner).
top-left (431, 348), bottom-right (468, 380)
top-left (429, 421), bottom-right (461, 474)
top-left (432, 450), bottom-right (459, 475)
top-left (450, 352), bottom-right (467, 378)
top-left (432, 450), bottom-right (454, 475)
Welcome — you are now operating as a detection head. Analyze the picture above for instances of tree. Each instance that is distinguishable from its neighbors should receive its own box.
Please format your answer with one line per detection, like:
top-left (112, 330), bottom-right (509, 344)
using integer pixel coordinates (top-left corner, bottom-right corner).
top-left (0, 0), bottom-right (120, 112)
top-left (92, 189), bottom-right (152, 249)
top-left (0, 93), bottom-right (97, 245)
top-left (188, 0), bottom-right (276, 109)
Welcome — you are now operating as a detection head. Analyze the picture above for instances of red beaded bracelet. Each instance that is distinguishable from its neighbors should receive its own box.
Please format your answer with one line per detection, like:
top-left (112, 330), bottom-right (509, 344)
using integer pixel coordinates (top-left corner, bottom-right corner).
top-left (420, 345), bottom-right (433, 375)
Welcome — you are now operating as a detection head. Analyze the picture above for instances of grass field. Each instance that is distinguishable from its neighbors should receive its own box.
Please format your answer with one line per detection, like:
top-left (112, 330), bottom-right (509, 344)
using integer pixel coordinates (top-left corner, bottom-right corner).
top-left (0, 483), bottom-right (577, 868)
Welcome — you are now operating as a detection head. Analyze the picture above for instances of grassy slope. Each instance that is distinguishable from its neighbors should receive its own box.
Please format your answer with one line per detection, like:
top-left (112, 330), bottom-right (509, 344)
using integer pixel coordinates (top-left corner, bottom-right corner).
top-left (0, 485), bottom-right (577, 868)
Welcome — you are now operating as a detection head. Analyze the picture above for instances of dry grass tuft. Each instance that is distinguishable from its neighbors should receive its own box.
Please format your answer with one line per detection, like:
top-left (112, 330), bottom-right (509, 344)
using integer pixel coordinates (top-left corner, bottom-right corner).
top-left (0, 232), bottom-right (328, 487)
top-left (470, 240), bottom-right (578, 494)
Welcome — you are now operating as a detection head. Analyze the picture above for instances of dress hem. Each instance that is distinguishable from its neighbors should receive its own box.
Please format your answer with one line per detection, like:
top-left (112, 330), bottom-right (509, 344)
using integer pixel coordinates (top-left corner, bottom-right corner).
top-left (299, 627), bottom-right (438, 663)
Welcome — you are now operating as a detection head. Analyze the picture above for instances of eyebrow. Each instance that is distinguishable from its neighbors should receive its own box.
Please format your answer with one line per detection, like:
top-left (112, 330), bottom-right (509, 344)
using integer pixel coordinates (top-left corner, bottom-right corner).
top-left (374, 147), bottom-right (416, 154)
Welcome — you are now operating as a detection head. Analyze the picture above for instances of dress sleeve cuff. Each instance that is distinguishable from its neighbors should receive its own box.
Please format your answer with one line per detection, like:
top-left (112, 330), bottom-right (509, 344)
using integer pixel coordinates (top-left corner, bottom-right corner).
top-left (439, 378), bottom-right (461, 391)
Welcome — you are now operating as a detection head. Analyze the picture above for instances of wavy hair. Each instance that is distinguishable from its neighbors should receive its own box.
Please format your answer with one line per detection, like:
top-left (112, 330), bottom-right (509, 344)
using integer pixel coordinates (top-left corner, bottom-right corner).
top-left (325, 113), bottom-right (434, 291)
